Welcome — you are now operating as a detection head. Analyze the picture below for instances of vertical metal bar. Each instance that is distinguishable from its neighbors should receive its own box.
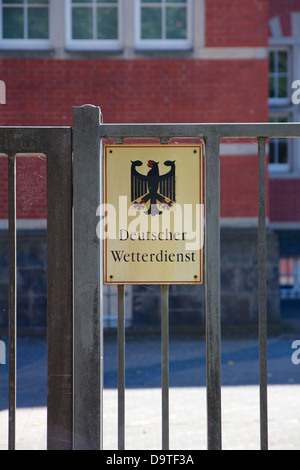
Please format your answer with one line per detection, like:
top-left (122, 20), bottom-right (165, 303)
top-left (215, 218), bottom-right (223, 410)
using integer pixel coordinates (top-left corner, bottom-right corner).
top-left (161, 284), bottom-right (169, 450)
top-left (47, 129), bottom-right (73, 450)
top-left (8, 155), bottom-right (16, 451)
top-left (73, 106), bottom-right (102, 450)
top-left (205, 134), bottom-right (222, 451)
top-left (118, 285), bottom-right (125, 450)
top-left (99, 119), bottom-right (104, 451)
top-left (258, 137), bottom-right (268, 451)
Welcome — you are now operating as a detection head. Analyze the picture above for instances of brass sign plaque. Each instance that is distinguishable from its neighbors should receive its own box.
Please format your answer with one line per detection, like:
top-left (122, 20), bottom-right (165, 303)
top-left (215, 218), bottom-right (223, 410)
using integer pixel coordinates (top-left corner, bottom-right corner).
top-left (102, 145), bottom-right (204, 284)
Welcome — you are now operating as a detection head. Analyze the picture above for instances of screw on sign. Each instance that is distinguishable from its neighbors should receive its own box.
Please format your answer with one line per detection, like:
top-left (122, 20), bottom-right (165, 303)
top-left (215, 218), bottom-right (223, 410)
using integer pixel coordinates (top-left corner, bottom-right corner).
top-left (0, 81), bottom-right (6, 104)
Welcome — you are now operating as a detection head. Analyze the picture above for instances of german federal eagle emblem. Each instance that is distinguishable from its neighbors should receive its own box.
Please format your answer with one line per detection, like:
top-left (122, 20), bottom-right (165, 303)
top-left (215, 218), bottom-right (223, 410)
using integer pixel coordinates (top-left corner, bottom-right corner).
top-left (131, 160), bottom-right (176, 216)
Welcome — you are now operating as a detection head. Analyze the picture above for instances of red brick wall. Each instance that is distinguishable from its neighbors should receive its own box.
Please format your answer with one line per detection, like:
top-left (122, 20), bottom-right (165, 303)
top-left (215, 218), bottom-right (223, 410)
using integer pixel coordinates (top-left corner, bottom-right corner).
top-left (206, 0), bottom-right (269, 47)
top-left (269, 0), bottom-right (300, 224)
top-left (221, 154), bottom-right (264, 218)
top-left (270, 0), bottom-right (300, 36)
top-left (270, 179), bottom-right (300, 222)
top-left (0, 57), bottom-right (269, 220)
top-left (0, 155), bottom-right (47, 219)
top-left (0, 58), bottom-right (269, 126)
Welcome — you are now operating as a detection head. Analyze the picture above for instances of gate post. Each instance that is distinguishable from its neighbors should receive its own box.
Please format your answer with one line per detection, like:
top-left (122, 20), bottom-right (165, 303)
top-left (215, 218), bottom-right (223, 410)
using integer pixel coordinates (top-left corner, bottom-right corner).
top-left (47, 129), bottom-right (73, 450)
top-left (73, 106), bottom-right (103, 450)
top-left (205, 133), bottom-right (222, 450)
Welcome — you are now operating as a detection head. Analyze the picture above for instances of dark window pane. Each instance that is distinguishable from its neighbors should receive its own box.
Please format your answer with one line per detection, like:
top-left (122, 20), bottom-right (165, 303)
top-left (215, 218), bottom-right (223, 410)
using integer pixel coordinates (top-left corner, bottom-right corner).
top-left (278, 116), bottom-right (288, 123)
top-left (269, 51), bottom-right (275, 73)
top-left (3, 7), bottom-right (24, 39)
top-left (278, 51), bottom-right (288, 73)
top-left (3, 0), bottom-right (24, 3)
top-left (72, 7), bottom-right (93, 39)
top-left (166, 7), bottom-right (187, 39)
top-left (28, 7), bottom-right (49, 39)
top-left (141, 7), bottom-right (162, 39)
top-left (278, 76), bottom-right (288, 98)
top-left (269, 141), bottom-right (275, 164)
top-left (97, 7), bottom-right (118, 40)
top-left (269, 77), bottom-right (275, 98)
top-left (278, 141), bottom-right (288, 164)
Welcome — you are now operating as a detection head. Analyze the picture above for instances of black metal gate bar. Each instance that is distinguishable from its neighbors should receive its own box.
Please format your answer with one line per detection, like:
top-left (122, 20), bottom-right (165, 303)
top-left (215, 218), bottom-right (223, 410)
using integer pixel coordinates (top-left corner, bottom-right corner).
top-left (205, 134), bottom-right (222, 450)
top-left (258, 137), bottom-right (268, 450)
top-left (161, 285), bottom-right (170, 450)
top-left (8, 154), bottom-right (16, 451)
top-left (118, 285), bottom-right (125, 450)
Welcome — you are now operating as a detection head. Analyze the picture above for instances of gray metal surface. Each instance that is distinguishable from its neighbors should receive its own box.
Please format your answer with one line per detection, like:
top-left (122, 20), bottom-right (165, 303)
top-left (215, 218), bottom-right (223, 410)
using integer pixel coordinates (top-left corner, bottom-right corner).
top-left (118, 285), bottom-right (125, 450)
top-left (101, 122), bottom-right (300, 139)
top-left (161, 285), bottom-right (170, 450)
top-left (8, 155), bottom-right (16, 451)
top-left (98, 120), bottom-right (300, 451)
top-left (73, 106), bottom-right (103, 450)
top-left (205, 135), bottom-right (222, 450)
top-left (2, 120), bottom-right (299, 451)
top-left (46, 129), bottom-right (73, 450)
top-left (258, 137), bottom-right (268, 451)
top-left (0, 127), bottom-right (73, 451)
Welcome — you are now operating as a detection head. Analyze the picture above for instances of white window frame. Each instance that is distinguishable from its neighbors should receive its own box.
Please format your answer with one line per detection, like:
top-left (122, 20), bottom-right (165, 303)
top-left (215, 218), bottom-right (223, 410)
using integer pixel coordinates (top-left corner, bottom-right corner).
top-left (0, 0), bottom-right (51, 50)
top-left (135, 0), bottom-right (192, 51)
top-left (268, 48), bottom-right (291, 106)
top-left (268, 114), bottom-right (291, 173)
top-left (65, 0), bottom-right (122, 51)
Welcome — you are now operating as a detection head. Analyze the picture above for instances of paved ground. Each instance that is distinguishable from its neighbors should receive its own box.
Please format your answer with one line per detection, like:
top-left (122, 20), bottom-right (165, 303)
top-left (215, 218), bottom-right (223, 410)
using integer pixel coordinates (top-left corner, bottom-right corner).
top-left (0, 335), bottom-right (300, 450)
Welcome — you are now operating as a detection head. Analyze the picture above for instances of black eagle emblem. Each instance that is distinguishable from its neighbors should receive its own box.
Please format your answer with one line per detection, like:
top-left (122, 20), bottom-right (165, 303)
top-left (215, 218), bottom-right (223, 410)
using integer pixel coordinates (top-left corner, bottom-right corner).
top-left (131, 160), bottom-right (176, 215)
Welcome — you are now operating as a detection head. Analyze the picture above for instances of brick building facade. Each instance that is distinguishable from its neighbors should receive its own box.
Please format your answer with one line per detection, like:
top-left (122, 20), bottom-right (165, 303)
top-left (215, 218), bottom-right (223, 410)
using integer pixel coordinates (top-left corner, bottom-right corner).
top-left (0, 0), bottom-right (296, 334)
top-left (269, 0), bottom-right (300, 332)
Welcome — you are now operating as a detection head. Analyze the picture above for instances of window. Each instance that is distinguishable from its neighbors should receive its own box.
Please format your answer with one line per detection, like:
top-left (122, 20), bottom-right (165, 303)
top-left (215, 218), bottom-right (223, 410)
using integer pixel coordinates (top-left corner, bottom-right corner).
top-left (279, 257), bottom-right (300, 299)
top-left (0, 0), bottom-right (50, 49)
top-left (135, 0), bottom-right (192, 50)
top-left (269, 116), bottom-right (290, 172)
top-left (269, 50), bottom-right (289, 103)
top-left (66, 0), bottom-right (121, 50)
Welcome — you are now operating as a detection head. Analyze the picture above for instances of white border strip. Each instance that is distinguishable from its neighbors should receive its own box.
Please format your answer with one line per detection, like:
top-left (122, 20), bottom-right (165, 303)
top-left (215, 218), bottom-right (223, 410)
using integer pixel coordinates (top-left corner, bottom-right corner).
top-left (198, 47), bottom-right (268, 59)
top-left (0, 219), bottom-right (47, 230)
top-left (220, 143), bottom-right (269, 155)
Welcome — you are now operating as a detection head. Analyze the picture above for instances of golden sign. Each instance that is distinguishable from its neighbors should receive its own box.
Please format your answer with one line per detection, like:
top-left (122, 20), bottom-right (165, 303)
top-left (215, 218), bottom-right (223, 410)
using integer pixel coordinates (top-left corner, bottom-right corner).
top-left (102, 145), bottom-right (204, 284)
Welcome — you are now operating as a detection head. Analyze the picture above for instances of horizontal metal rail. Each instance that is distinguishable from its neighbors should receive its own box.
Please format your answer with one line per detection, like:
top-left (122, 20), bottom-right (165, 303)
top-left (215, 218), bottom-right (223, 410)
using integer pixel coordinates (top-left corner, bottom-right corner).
top-left (101, 122), bottom-right (300, 139)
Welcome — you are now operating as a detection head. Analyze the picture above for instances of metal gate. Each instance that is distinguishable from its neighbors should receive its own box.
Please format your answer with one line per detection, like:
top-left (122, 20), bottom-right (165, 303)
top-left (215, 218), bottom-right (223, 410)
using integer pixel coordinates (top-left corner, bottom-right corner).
top-left (2, 106), bottom-right (300, 450)
top-left (0, 127), bottom-right (73, 450)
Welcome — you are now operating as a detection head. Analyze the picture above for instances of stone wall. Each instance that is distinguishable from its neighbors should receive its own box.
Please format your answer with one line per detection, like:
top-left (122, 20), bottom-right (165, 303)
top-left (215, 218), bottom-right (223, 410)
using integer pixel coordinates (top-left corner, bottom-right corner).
top-left (132, 228), bottom-right (281, 335)
top-left (0, 228), bottom-right (281, 335)
top-left (0, 230), bottom-right (47, 330)
top-left (220, 228), bottom-right (280, 333)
